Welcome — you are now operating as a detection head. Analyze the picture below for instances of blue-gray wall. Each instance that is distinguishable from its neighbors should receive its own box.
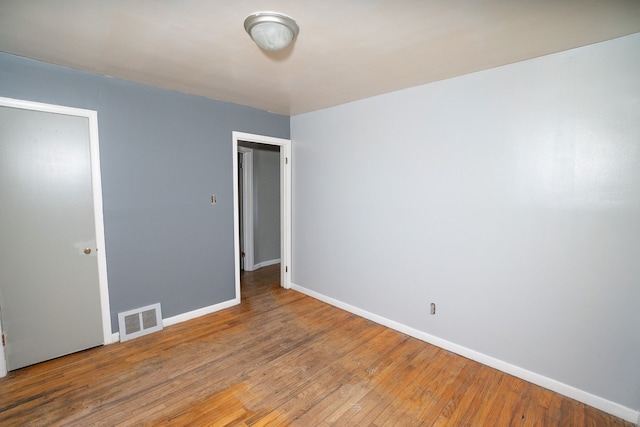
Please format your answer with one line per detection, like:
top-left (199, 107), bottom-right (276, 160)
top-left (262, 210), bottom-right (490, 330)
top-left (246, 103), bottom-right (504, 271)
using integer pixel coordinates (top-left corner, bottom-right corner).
top-left (253, 148), bottom-right (280, 265)
top-left (0, 53), bottom-right (289, 332)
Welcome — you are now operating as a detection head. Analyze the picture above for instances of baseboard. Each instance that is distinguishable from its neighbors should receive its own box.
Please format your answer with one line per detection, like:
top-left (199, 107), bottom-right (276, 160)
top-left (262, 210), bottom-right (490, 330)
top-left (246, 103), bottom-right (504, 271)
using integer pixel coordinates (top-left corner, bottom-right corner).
top-left (108, 297), bottom-right (240, 345)
top-left (290, 283), bottom-right (639, 424)
top-left (252, 258), bottom-right (281, 270)
top-left (162, 297), bottom-right (240, 327)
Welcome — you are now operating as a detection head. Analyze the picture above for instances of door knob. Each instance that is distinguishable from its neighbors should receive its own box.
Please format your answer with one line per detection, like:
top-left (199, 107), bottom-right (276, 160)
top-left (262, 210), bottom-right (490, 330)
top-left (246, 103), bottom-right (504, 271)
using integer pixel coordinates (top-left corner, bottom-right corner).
top-left (84, 248), bottom-right (92, 255)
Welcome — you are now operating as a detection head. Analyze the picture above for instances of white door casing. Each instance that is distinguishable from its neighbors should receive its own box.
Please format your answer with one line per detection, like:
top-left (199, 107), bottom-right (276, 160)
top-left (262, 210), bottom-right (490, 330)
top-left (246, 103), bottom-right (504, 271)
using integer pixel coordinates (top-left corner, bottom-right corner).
top-left (0, 98), bottom-right (112, 376)
top-left (232, 131), bottom-right (291, 299)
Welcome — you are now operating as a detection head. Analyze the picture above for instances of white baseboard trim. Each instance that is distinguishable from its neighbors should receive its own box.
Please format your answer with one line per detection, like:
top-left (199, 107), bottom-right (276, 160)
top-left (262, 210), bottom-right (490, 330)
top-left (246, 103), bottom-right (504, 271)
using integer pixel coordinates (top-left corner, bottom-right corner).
top-left (109, 297), bottom-right (240, 345)
top-left (290, 283), bottom-right (639, 424)
top-left (162, 298), bottom-right (240, 327)
top-left (252, 258), bottom-right (281, 270)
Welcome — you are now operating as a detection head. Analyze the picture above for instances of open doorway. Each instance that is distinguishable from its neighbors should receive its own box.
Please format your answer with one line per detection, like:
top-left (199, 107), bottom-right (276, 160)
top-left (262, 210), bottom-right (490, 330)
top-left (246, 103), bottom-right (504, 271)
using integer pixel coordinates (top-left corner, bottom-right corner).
top-left (232, 132), bottom-right (291, 302)
top-left (238, 142), bottom-right (281, 273)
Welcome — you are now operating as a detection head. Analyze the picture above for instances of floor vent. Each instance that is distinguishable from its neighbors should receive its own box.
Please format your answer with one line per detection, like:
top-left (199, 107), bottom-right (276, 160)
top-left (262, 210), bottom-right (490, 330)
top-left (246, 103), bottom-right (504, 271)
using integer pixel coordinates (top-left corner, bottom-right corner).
top-left (118, 303), bottom-right (163, 342)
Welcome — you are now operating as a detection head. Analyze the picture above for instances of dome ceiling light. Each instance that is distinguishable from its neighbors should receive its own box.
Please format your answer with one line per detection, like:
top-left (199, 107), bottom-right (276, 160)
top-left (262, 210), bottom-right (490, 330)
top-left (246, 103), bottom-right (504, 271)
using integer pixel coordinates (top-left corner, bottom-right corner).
top-left (244, 12), bottom-right (299, 51)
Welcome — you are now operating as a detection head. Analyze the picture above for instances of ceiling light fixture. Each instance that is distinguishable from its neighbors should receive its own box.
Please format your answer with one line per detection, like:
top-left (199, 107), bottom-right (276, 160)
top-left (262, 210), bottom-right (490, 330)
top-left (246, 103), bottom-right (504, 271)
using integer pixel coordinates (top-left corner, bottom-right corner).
top-left (244, 12), bottom-right (299, 51)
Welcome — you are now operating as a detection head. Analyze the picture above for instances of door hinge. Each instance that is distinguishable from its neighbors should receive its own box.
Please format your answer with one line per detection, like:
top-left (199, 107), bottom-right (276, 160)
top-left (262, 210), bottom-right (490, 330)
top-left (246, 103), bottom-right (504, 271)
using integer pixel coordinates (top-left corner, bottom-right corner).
top-left (286, 157), bottom-right (289, 165)
top-left (2, 332), bottom-right (5, 347)
top-left (285, 266), bottom-right (288, 273)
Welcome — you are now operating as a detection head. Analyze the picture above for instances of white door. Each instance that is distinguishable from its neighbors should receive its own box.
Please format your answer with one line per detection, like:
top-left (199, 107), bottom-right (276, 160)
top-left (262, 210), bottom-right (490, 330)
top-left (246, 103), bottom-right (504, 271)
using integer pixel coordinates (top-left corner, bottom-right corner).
top-left (238, 152), bottom-right (245, 271)
top-left (0, 102), bottom-right (106, 371)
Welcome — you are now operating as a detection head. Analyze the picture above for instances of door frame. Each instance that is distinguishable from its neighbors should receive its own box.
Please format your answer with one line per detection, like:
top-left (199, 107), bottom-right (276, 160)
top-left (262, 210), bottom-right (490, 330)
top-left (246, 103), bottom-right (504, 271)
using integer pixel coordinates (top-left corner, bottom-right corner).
top-left (232, 131), bottom-right (291, 299)
top-left (0, 97), bottom-right (113, 377)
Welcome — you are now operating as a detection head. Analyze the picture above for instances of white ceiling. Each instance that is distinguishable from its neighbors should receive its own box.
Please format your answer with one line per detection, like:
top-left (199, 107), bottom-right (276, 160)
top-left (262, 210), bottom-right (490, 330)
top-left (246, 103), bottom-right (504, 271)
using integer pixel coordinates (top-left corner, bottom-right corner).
top-left (1, 1), bottom-right (639, 116)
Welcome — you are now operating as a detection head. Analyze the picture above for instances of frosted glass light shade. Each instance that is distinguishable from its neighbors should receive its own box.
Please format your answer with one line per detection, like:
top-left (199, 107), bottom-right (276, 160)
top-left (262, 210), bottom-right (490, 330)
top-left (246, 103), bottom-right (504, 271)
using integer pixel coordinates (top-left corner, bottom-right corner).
top-left (244, 12), bottom-right (299, 51)
top-left (250, 22), bottom-right (294, 51)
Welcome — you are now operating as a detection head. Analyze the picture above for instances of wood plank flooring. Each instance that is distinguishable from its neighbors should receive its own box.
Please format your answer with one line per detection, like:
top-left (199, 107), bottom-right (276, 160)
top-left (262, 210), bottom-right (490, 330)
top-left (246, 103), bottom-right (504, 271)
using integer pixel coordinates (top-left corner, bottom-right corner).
top-left (0, 264), bottom-right (633, 426)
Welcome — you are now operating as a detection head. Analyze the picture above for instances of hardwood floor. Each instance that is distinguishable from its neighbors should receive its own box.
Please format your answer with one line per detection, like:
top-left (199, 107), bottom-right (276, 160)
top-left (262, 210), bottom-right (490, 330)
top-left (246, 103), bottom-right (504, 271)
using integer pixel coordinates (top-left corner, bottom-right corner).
top-left (0, 264), bottom-right (633, 426)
